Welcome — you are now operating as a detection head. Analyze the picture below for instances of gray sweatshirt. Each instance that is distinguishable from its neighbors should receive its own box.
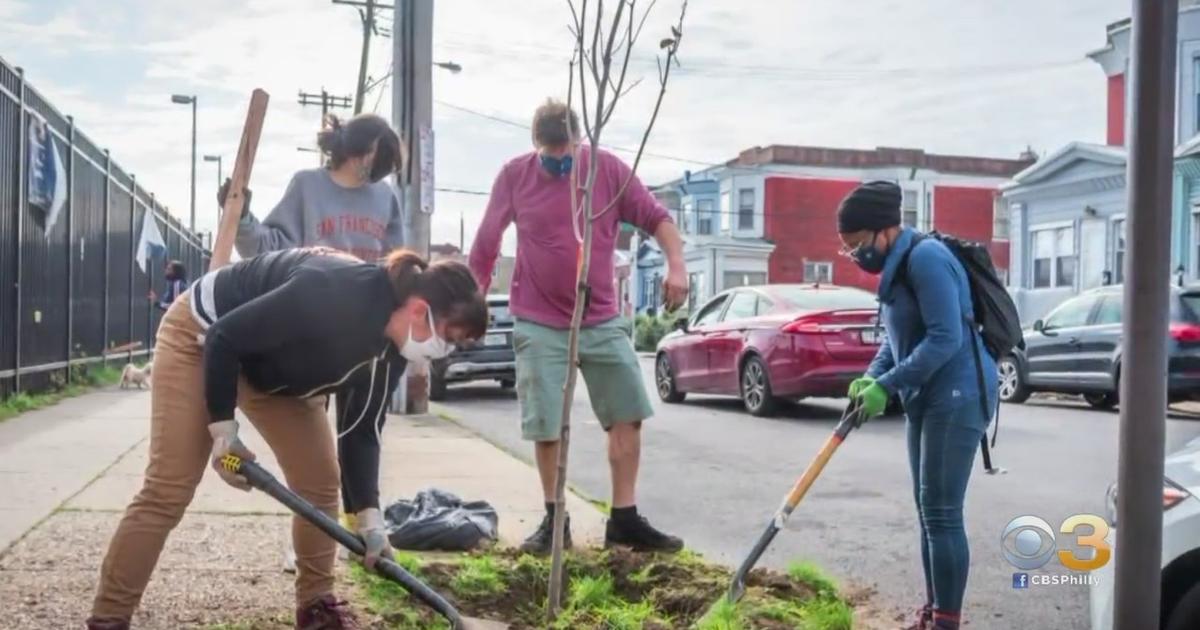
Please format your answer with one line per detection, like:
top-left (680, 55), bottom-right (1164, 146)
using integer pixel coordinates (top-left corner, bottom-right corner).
top-left (235, 168), bottom-right (404, 261)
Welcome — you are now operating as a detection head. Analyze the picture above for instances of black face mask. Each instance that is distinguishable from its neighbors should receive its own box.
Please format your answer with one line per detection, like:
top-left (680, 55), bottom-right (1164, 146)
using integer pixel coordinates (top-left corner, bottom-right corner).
top-left (851, 232), bottom-right (887, 275)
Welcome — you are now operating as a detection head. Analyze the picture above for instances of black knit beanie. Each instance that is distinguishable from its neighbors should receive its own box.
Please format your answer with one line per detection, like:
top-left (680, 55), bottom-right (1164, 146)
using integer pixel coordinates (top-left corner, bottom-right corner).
top-left (837, 181), bottom-right (902, 234)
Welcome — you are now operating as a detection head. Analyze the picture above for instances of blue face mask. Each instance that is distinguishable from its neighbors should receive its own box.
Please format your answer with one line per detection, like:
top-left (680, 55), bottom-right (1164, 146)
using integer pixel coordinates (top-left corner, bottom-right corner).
top-left (851, 232), bottom-right (887, 275)
top-left (540, 153), bottom-right (573, 177)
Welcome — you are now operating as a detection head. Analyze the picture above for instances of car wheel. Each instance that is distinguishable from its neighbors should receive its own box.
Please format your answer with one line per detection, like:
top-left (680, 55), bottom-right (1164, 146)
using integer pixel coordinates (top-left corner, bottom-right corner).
top-left (740, 355), bottom-right (778, 417)
top-left (1083, 392), bottom-right (1117, 410)
top-left (1166, 581), bottom-right (1200, 630)
top-left (429, 370), bottom-right (448, 401)
top-left (499, 379), bottom-right (515, 390)
top-left (997, 356), bottom-right (1031, 404)
top-left (655, 354), bottom-right (686, 403)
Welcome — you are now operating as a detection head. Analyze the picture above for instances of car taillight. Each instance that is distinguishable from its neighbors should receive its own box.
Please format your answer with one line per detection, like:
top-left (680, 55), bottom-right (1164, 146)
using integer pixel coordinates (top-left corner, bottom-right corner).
top-left (1107, 481), bottom-right (1191, 526)
top-left (782, 315), bottom-right (833, 334)
top-left (1164, 484), bottom-right (1191, 510)
top-left (1169, 323), bottom-right (1200, 343)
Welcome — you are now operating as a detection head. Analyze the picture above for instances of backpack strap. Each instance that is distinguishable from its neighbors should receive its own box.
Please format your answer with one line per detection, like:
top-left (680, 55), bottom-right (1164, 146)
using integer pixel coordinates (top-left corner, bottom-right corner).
top-left (893, 234), bottom-right (998, 473)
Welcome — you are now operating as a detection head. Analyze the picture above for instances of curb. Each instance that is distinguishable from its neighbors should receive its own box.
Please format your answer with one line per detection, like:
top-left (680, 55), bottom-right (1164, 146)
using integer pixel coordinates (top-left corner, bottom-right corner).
top-left (427, 404), bottom-right (611, 517)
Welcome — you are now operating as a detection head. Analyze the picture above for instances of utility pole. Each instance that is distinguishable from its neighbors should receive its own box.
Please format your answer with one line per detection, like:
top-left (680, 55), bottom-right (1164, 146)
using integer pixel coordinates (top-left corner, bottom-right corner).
top-left (333, 0), bottom-right (394, 114)
top-left (393, 0), bottom-right (434, 414)
top-left (298, 89), bottom-right (352, 164)
top-left (1113, 2), bottom-right (1178, 629)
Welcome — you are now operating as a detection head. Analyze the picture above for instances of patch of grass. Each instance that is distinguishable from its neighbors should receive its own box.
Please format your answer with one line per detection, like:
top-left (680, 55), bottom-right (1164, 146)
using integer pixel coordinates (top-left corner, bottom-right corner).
top-left (451, 554), bottom-right (505, 597)
top-left (787, 561), bottom-right (839, 597)
top-left (392, 550), bottom-right (422, 576)
top-left (348, 562), bottom-right (411, 614)
top-left (0, 363), bottom-right (127, 422)
top-left (568, 574), bottom-right (616, 609)
top-left (695, 597), bottom-right (746, 630)
top-left (597, 599), bottom-right (656, 630)
top-left (795, 597), bottom-right (853, 630)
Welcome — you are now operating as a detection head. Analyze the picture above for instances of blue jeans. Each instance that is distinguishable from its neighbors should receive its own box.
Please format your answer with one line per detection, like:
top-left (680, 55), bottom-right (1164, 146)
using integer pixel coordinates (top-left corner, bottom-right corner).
top-left (906, 396), bottom-right (988, 613)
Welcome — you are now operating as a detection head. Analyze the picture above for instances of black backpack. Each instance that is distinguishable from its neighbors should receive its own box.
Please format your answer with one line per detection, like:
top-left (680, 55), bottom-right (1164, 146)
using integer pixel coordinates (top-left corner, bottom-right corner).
top-left (894, 231), bottom-right (1024, 473)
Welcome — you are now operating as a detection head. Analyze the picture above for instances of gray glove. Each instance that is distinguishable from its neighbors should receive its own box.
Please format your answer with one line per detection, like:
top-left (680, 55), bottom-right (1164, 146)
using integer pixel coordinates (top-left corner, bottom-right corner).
top-left (357, 507), bottom-right (394, 571)
top-left (208, 420), bottom-right (256, 491)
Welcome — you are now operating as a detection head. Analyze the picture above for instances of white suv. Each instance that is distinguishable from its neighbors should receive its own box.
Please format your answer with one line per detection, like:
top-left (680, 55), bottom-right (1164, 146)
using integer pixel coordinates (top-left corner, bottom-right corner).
top-left (1090, 435), bottom-right (1200, 630)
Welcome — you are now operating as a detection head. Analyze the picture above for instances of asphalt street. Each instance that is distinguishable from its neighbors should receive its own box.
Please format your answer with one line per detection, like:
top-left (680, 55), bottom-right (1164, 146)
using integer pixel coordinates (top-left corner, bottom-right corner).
top-left (437, 357), bottom-right (1200, 629)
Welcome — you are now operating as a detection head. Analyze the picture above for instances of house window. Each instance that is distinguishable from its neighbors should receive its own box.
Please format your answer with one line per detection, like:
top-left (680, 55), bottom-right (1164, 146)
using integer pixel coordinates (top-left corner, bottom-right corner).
top-left (902, 189), bottom-right (918, 228)
top-left (738, 188), bottom-right (755, 230)
top-left (722, 271), bottom-right (766, 289)
top-left (681, 201), bottom-right (694, 234)
top-left (924, 190), bottom-right (933, 231)
top-left (688, 271), bottom-right (706, 311)
top-left (720, 191), bottom-right (732, 234)
top-left (803, 261), bottom-right (833, 284)
top-left (993, 198), bottom-right (1011, 241)
top-left (696, 199), bottom-right (714, 235)
top-left (1194, 57), bottom-right (1200, 135)
top-left (1031, 225), bottom-right (1076, 289)
top-left (1192, 211), bottom-right (1200, 277)
top-left (1112, 218), bottom-right (1126, 284)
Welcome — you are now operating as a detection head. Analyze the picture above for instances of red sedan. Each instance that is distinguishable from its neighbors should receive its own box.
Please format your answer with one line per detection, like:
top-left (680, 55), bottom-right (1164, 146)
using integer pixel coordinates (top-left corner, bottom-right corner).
top-left (655, 284), bottom-right (882, 416)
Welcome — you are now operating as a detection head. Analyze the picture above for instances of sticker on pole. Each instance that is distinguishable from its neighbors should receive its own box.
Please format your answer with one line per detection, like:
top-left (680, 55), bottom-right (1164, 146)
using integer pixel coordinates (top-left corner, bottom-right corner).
top-left (419, 125), bottom-right (434, 214)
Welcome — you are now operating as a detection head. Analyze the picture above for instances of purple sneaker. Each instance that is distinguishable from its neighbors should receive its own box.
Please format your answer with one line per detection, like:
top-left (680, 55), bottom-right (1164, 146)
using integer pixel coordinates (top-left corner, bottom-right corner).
top-left (295, 595), bottom-right (360, 630)
top-left (85, 617), bottom-right (130, 630)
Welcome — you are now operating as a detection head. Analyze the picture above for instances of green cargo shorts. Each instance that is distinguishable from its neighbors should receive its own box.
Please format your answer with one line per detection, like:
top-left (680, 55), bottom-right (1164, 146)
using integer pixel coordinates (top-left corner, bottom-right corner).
top-left (513, 316), bottom-right (654, 441)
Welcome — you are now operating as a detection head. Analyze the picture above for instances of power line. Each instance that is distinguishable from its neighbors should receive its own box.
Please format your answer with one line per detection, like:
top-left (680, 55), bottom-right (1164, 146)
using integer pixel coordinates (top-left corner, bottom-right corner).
top-left (435, 186), bottom-right (488, 196)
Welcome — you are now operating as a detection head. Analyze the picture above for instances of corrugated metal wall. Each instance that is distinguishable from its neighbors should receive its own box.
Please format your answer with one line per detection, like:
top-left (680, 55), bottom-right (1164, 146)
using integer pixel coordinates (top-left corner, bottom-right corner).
top-left (0, 59), bottom-right (210, 398)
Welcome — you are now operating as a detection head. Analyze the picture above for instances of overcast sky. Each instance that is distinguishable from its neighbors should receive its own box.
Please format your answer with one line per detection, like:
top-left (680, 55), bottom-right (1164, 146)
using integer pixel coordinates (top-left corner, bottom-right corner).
top-left (1, 0), bottom-right (1131, 254)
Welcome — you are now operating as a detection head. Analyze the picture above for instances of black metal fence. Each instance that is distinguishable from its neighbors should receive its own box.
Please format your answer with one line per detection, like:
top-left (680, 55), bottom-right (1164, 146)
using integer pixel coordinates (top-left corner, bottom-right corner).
top-left (0, 58), bottom-right (210, 399)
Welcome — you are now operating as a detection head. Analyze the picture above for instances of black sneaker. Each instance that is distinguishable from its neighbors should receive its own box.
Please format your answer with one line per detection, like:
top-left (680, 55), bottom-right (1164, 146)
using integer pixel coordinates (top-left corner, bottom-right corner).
top-left (519, 513), bottom-right (572, 555)
top-left (604, 514), bottom-right (684, 552)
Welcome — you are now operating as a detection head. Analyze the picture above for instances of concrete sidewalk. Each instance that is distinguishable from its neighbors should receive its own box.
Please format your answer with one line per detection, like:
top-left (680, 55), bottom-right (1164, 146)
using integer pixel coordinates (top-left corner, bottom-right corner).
top-left (0, 387), bottom-right (604, 629)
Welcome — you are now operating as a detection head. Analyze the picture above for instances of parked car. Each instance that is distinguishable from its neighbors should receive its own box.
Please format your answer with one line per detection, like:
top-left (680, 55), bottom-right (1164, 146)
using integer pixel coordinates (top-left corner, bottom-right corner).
top-left (654, 283), bottom-right (883, 416)
top-left (999, 284), bottom-right (1200, 409)
top-left (429, 294), bottom-right (515, 401)
top-left (1090, 434), bottom-right (1200, 630)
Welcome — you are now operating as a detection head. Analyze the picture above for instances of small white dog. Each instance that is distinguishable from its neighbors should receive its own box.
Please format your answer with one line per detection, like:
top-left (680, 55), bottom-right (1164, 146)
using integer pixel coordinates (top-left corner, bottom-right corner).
top-left (120, 362), bottom-right (152, 389)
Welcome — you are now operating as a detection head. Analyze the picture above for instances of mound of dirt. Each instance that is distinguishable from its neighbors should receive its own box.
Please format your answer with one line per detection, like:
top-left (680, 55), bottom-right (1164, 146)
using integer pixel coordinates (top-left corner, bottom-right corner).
top-left (350, 548), bottom-right (847, 630)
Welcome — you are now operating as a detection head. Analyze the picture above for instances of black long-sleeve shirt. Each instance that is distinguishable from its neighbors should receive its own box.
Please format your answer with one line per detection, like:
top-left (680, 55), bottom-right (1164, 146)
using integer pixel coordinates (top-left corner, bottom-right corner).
top-left (189, 249), bottom-right (406, 511)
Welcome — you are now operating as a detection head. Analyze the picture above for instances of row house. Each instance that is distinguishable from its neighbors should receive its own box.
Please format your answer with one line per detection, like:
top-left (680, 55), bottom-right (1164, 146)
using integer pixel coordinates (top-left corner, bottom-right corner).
top-left (1002, 1), bottom-right (1200, 322)
top-left (636, 145), bottom-right (1031, 314)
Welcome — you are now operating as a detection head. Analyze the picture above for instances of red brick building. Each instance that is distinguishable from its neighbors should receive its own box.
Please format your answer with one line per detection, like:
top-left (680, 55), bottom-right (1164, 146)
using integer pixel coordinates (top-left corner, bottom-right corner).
top-left (639, 145), bottom-right (1034, 313)
top-left (741, 145), bottom-right (1033, 293)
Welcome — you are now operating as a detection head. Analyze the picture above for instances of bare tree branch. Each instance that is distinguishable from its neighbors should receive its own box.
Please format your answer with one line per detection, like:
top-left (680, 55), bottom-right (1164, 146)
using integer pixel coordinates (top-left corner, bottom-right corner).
top-left (591, 0), bottom-right (686, 220)
top-left (601, 0), bottom-right (637, 126)
top-left (589, 0), bottom-right (604, 85)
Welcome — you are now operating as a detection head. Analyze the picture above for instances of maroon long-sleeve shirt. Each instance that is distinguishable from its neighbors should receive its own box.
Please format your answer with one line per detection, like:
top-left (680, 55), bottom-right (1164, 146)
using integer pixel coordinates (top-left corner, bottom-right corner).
top-left (469, 147), bottom-right (672, 329)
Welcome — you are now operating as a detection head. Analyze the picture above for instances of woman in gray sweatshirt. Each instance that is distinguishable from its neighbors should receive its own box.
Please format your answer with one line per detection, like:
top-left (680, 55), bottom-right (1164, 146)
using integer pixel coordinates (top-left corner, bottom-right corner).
top-left (225, 113), bottom-right (405, 262)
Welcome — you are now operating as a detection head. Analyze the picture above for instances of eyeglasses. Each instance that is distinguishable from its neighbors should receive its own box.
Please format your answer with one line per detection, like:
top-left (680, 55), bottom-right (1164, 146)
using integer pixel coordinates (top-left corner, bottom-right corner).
top-left (838, 231), bottom-right (880, 258)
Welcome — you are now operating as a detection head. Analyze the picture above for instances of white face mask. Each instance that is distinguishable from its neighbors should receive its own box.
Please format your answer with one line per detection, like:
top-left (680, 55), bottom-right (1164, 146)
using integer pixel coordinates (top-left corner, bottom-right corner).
top-left (399, 308), bottom-right (454, 364)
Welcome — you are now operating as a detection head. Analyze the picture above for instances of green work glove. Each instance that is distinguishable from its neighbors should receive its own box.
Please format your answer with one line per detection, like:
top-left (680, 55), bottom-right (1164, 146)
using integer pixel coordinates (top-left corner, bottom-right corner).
top-left (847, 376), bottom-right (874, 400)
top-left (857, 382), bottom-right (890, 420)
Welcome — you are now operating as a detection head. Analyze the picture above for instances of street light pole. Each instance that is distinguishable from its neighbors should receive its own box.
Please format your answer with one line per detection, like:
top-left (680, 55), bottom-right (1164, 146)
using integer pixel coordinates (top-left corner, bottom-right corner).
top-left (1114, 2), bottom-right (1178, 629)
top-left (203, 154), bottom-right (222, 189)
top-left (171, 94), bottom-right (198, 232)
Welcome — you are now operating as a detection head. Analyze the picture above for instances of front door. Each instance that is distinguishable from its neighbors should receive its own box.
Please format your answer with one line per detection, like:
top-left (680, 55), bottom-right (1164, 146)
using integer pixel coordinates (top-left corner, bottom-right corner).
top-left (1025, 293), bottom-right (1100, 388)
top-left (1079, 218), bottom-right (1108, 290)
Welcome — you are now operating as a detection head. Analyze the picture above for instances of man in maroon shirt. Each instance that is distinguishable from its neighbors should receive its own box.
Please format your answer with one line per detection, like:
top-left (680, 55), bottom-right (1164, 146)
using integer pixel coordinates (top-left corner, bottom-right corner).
top-left (469, 100), bottom-right (688, 554)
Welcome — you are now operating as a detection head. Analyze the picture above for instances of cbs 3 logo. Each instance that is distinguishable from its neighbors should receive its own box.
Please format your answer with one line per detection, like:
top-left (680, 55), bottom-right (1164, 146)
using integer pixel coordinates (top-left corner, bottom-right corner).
top-left (1001, 514), bottom-right (1111, 571)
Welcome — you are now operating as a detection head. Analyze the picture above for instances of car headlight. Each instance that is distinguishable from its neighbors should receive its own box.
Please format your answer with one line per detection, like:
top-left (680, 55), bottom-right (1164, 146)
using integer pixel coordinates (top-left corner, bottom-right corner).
top-left (1105, 479), bottom-right (1191, 527)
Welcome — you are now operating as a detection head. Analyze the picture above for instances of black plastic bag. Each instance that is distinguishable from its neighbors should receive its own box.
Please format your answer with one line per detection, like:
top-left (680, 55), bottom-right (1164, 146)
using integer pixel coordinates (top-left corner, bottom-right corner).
top-left (383, 488), bottom-right (499, 551)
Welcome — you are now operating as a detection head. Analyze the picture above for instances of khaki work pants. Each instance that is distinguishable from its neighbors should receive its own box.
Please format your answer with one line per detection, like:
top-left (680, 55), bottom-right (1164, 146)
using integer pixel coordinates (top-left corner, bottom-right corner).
top-left (91, 294), bottom-right (340, 619)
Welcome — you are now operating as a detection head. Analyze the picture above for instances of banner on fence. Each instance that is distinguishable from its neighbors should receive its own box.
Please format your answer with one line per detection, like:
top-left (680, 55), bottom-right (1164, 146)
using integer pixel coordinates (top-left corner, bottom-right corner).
top-left (27, 113), bottom-right (67, 237)
top-left (136, 208), bottom-right (166, 272)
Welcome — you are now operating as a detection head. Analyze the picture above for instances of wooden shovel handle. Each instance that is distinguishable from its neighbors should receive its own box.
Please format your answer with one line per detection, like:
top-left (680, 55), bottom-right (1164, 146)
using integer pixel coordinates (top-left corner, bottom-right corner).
top-left (208, 89), bottom-right (269, 272)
